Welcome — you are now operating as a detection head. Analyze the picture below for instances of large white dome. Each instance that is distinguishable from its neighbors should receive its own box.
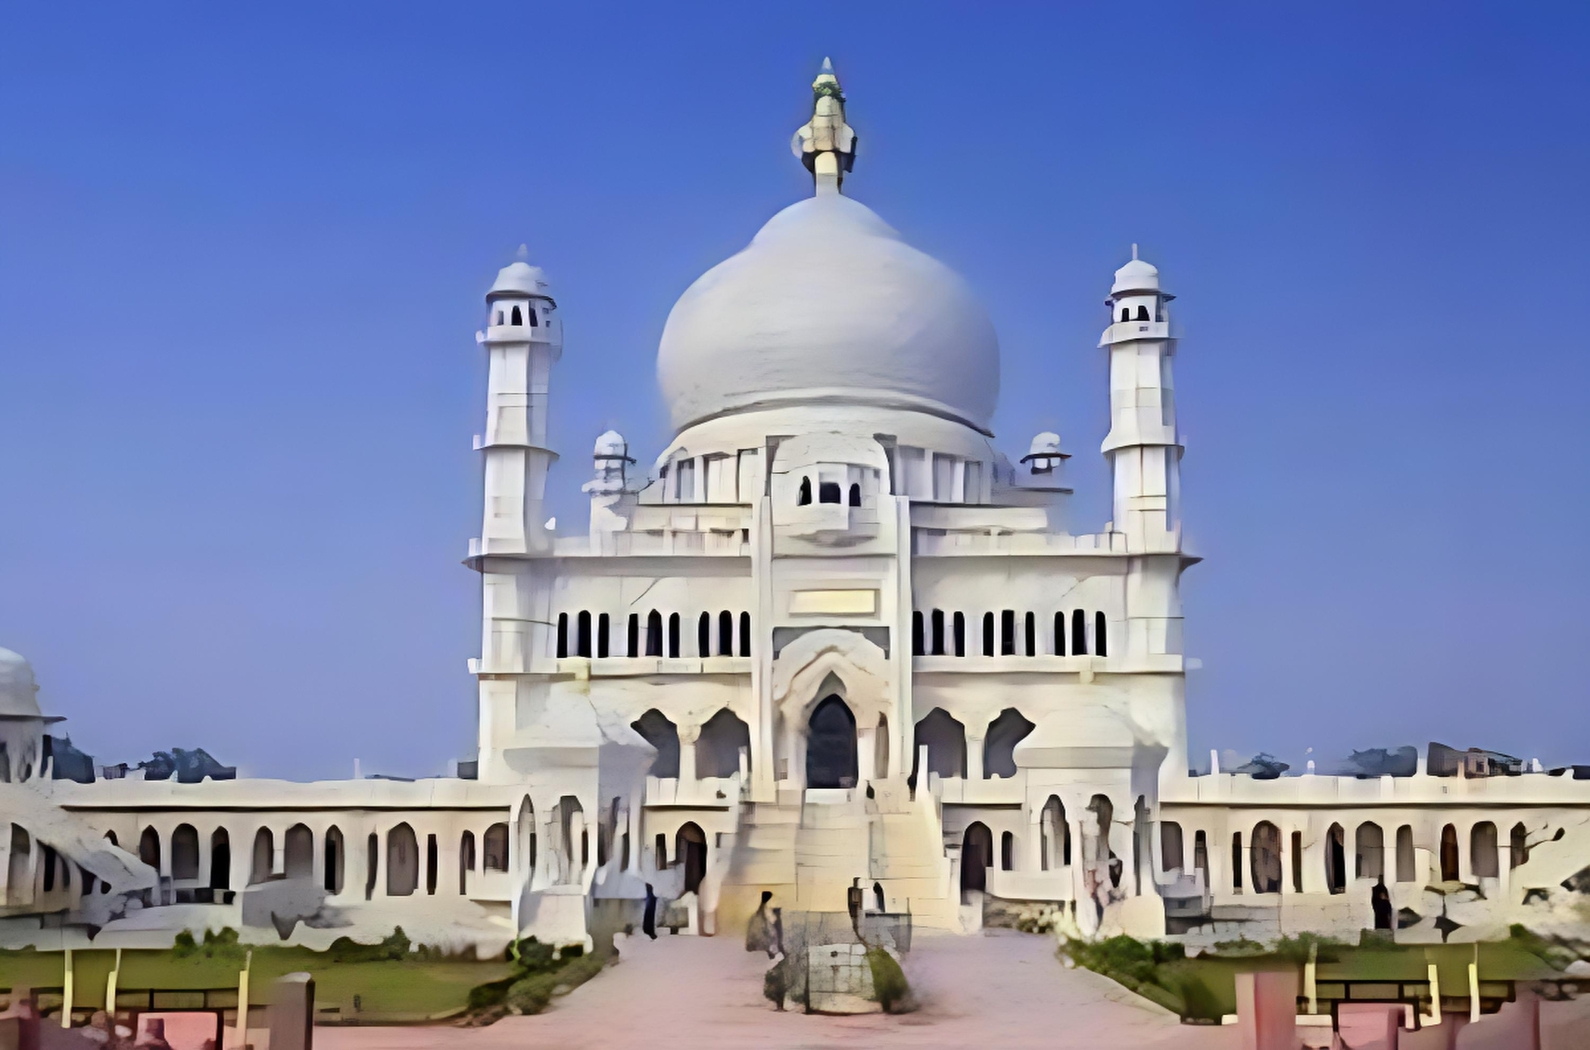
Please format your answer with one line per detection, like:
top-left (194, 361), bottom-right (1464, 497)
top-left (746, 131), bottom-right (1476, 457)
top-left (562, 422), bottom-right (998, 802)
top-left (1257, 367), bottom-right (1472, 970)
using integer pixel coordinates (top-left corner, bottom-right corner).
top-left (657, 194), bottom-right (1000, 434)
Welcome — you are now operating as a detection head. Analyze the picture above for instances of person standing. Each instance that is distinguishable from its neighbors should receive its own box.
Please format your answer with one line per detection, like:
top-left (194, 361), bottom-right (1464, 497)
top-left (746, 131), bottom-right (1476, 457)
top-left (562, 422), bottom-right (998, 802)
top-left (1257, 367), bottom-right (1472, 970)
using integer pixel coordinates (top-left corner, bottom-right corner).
top-left (643, 883), bottom-right (658, 939)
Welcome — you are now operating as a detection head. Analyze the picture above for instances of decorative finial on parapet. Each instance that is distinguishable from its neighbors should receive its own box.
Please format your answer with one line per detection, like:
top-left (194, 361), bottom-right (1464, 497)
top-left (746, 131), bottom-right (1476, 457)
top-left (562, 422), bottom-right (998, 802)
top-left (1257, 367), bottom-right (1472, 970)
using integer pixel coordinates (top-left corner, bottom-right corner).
top-left (1131, 243), bottom-right (1139, 261)
top-left (515, 243), bottom-right (530, 261)
top-left (790, 58), bottom-right (857, 195)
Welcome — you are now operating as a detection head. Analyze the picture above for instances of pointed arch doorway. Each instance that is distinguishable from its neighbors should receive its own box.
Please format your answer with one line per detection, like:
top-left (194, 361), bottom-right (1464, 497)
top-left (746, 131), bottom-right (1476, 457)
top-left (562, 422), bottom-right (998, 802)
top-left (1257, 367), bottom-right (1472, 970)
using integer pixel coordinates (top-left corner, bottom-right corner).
top-left (806, 694), bottom-right (858, 789)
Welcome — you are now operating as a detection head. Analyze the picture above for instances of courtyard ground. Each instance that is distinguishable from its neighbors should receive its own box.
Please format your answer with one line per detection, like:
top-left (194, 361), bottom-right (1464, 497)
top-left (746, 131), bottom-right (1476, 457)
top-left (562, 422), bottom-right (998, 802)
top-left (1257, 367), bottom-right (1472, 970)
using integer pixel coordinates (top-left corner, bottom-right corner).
top-left (318, 928), bottom-right (1239, 1050)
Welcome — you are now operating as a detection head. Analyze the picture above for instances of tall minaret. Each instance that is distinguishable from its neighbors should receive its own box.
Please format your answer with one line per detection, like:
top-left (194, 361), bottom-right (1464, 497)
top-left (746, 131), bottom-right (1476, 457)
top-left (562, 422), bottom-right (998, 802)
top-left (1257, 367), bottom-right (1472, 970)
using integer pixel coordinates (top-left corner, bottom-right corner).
top-left (470, 251), bottom-right (562, 781)
top-left (791, 58), bottom-right (857, 194)
top-left (474, 250), bottom-right (562, 558)
top-left (1099, 248), bottom-right (1181, 550)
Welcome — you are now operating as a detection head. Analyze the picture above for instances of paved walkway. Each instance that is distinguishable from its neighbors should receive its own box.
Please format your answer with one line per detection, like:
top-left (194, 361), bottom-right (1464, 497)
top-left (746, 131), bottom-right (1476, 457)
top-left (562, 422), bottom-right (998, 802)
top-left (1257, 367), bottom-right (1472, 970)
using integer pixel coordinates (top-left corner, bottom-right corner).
top-left (319, 929), bottom-right (1238, 1050)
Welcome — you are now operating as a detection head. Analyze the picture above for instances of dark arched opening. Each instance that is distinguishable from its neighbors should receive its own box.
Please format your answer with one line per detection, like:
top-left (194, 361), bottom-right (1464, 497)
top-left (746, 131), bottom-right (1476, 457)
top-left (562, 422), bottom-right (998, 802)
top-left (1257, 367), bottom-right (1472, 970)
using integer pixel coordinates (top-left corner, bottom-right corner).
top-left (645, 610), bottom-right (663, 657)
top-left (324, 826), bottom-right (344, 894)
top-left (961, 822), bottom-right (992, 898)
top-left (1471, 822), bottom-right (1499, 878)
top-left (697, 612), bottom-right (711, 657)
top-left (1510, 822), bottom-right (1529, 869)
top-left (597, 613), bottom-right (609, 657)
top-left (718, 610), bottom-right (733, 655)
top-left (929, 610), bottom-right (945, 655)
top-left (981, 612), bottom-right (995, 656)
top-left (510, 305), bottom-right (523, 325)
top-left (459, 830), bottom-right (475, 894)
top-left (1440, 823), bottom-right (1459, 882)
top-left (484, 822), bottom-right (509, 871)
top-left (797, 477), bottom-right (812, 505)
top-left (1251, 822), bottom-right (1281, 893)
top-left (676, 822), bottom-right (708, 894)
top-left (171, 824), bottom-right (199, 881)
top-left (139, 827), bottom-right (161, 871)
top-left (631, 709), bottom-right (681, 778)
top-left (952, 611), bottom-right (965, 656)
top-left (806, 695), bottom-right (858, 788)
top-left (1136, 304), bottom-right (1150, 321)
top-left (1000, 831), bottom-right (1015, 871)
top-left (911, 611), bottom-right (924, 655)
top-left (1325, 823), bottom-right (1347, 894)
top-left (386, 823), bottom-right (419, 897)
top-left (848, 483), bottom-right (860, 506)
top-left (209, 829), bottom-right (231, 891)
top-left (819, 481), bottom-right (841, 504)
top-left (1397, 825), bottom-right (1416, 881)
top-left (556, 612), bottom-right (568, 658)
top-left (1094, 611), bottom-right (1108, 656)
top-left (576, 611), bottom-right (592, 658)
top-left (983, 707), bottom-right (1035, 779)
top-left (912, 707), bottom-right (966, 783)
top-left (1041, 796), bottom-right (1070, 869)
top-left (738, 612), bottom-right (751, 656)
top-left (250, 828), bottom-right (273, 885)
top-left (697, 708), bottom-right (751, 779)
top-left (284, 823), bottom-right (313, 879)
top-left (1071, 609), bottom-right (1088, 655)
top-left (667, 613), bottom-right (680, 657)
top-left (1024, 612), bottom-right (1036, 656)
top-left (627, 613), bottom-right (640, 657)
top-left (1053, 612), bottom-right (1067, 656)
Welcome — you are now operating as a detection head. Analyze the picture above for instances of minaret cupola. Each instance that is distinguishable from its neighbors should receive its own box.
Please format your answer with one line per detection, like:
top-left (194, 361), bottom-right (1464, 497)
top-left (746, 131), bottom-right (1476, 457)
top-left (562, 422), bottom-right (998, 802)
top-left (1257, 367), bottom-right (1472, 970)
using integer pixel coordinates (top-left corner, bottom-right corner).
top-left (485, 246), bottom-right (561, 354)
top-left (1104, 245), bottom-right (1172, 329)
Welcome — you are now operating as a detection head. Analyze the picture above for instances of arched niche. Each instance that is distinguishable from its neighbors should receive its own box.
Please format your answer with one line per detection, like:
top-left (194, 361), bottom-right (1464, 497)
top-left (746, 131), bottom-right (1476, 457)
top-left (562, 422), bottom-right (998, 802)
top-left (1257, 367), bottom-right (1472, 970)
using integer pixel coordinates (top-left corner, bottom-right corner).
top-left (697, 708), bottom-right (751, 779)
top-left (912, 708), bottom-right (966, 782)
top-left (806, 695), bottom-right (858, 789)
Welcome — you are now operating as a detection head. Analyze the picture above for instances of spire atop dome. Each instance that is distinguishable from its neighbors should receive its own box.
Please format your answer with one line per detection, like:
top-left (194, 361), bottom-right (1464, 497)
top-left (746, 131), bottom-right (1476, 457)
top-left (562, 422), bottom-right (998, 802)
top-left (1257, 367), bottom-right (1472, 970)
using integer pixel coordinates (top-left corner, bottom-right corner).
top-left (791, 58), bottom-right (857, 195)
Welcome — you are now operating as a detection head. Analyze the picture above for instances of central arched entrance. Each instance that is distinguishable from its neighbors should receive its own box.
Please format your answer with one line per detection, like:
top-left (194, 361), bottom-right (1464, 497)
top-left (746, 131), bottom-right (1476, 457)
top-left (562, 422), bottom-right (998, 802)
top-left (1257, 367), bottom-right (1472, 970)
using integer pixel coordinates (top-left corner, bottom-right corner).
top-left (676, 822), bottom-right (708, 895)
top-left (961, 822), bottom-right (992, 900)
top-left (806, 694), bottom-right (858, 788)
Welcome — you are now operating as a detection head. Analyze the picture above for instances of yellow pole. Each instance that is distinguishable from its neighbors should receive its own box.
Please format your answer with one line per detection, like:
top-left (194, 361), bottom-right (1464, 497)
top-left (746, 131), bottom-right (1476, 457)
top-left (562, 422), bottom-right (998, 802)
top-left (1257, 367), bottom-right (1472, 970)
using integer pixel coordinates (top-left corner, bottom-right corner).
top-left (1468, 944), bottom-right (1481, 1023)
top-left (105, 948), bottom-right (121, 1020)
top-left (61, 948), bottom-right (74, 1028)
top-left (1426, 961), bottom-right (1441, 1026)
top-left (233, 949), bottom-right (252, 1050)
top-left (1304, 940), bottom-right (1318, 1014)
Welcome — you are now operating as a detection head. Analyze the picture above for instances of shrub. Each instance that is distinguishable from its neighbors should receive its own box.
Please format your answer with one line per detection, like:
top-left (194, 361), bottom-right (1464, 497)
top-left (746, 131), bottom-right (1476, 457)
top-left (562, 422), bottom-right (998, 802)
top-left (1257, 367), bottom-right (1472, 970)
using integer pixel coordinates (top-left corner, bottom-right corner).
top-left (328, 926), bottom-right (411, 963)
top-left (866, 948), bottom-right (911, 1013)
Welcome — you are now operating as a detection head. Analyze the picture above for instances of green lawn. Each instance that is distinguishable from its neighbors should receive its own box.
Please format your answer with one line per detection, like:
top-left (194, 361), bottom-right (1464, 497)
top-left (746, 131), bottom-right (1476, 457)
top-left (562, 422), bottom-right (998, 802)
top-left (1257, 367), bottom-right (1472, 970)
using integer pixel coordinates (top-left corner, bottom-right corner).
top-left (0, 947), bottom-right (512, 1022)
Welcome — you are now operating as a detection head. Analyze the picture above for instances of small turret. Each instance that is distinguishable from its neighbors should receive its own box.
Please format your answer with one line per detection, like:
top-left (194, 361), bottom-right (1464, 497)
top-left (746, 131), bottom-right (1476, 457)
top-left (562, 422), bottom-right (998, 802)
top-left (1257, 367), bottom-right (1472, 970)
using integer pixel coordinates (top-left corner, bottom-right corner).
top-left (584, 430), bottom-right (637, 546)
top-left (1020, 432), bottom-right (1070, 476)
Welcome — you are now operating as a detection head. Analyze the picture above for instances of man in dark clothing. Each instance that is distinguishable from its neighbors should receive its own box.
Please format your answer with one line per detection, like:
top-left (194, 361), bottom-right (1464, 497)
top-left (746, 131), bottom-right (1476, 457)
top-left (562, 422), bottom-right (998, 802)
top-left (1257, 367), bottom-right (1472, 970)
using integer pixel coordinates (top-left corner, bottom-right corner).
top-left (643, 883), bottom-right (658, 939)
top-left (1371, 880), bottom-right (1394, 931)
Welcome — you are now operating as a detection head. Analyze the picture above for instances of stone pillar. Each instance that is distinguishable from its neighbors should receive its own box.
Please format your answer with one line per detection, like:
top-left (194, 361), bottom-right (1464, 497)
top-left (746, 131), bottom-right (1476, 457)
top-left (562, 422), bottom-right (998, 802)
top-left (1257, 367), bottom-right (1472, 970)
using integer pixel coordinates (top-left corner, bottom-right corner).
top-left (1234, 970), bottom-right (1298, 1050)
top-left (268, 973), bottom-right (314, 1050)
top-left (857, 725), bottom-right (876, 784)
top-left (679, 723), bottom-right (700, 785)
top-left (965, 735), bottom-right (984, 782)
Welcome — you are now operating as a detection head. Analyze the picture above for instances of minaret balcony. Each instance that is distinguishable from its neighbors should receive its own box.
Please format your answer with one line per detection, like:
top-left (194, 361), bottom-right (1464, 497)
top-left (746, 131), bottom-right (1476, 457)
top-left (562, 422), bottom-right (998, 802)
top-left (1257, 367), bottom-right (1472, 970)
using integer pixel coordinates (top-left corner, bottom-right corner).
top-left (1098, 319), bottom-right (1171, 347)
top-left (484, 322), bottom-right (557, 348)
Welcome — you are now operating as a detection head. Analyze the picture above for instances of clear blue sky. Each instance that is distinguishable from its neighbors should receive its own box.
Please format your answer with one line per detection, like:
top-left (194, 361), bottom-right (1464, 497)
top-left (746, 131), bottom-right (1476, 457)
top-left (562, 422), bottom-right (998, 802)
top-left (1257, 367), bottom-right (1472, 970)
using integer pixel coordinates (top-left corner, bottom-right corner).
top-left (2, 4), bottom-right (1587, 780)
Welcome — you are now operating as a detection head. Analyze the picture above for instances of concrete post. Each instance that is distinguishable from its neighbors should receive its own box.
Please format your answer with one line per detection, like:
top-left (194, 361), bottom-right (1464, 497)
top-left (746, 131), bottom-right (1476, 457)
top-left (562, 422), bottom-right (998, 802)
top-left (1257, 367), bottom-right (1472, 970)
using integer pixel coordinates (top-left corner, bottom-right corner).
top-left (268, 973), bottom-right (314, 1050)
top-left (1233, 970), bottom-right (1297, 1050)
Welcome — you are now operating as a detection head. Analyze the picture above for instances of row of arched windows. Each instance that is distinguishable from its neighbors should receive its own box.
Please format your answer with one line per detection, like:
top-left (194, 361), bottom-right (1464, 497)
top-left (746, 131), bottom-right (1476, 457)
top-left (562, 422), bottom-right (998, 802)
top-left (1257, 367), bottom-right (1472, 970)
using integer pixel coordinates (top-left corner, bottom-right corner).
top-left (1161, 819), bottom-right (1532, 895)
top-left (911, 609), bottom-right (1108, 657)
top-left (492, 304), bottom-right (539, 327)
top-left (556, 610), bottom-right (752, 659)
top-left (796, 477), bottom-right (862, 506)
top-left (1118, 304), bottom-right (1157, 323)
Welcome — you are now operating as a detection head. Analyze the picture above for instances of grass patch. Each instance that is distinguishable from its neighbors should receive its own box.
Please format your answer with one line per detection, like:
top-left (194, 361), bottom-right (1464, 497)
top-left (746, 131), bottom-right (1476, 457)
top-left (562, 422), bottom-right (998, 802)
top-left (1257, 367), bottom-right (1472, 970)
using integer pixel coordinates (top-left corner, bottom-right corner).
top-left (461, 939), bottom-right (607, 1022)
top-left (0, 929), bottom-right (512, 1022)
top-left (866, 947), bottom-right (910, 1013)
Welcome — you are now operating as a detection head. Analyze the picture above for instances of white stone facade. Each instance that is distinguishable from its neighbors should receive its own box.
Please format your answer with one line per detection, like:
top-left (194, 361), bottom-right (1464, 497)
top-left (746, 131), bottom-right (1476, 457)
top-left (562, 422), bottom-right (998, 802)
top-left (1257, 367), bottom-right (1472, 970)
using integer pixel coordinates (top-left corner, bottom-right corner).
top-left (3, 65), bottom-right (1587, 954)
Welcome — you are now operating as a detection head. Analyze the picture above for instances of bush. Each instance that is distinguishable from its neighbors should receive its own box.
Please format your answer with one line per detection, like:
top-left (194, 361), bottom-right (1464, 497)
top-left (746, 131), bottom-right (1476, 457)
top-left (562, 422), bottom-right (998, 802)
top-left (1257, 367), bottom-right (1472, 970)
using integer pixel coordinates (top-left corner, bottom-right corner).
top-left (866, 948), bottom-right (911, 1013)
top-left (502, 952), bottom-right (605, 1016)
top-left (1273, 933), bottom-right (1344, 965)
top-left (328, 926), bottom-right (412, 963)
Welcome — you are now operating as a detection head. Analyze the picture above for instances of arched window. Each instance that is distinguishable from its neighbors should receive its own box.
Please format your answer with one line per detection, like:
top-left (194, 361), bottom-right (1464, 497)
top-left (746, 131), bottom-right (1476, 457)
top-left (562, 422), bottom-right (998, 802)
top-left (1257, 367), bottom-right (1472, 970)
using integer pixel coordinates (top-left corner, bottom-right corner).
top-left (365, 832), bottom-right (378, 900)
top-left (1291, 830), bottom-right (1303, 892)
top-left (1072, 610), bottom-right (1088, 655)
top-left (912, 708), bottom-right (967, 782)
top-left (1251, 822), bottom-right (1281, 893)
top-left (819, 481), bottom-right (841, 503)
top-left (1396, 825), bottom-right (1415, 882)
top-left (139, 826), bottom-right (161, 871)
top-left (171, 825), bottom-right (200, 881)
top-left (250, 828), bottom-right (273, 885)
top-left (483, 823), bottom-right (509, 872)
top-left (718, 610), bottom-right (733, 655)
top-left (912, 611), bottom-right (925, 655)
top-left (982, 612), bottom-right (995, 656)
top-left (324, 826), bottom-right (344, 894)
top-left (386, 823), bottom-right (419, 896)
top-left (739, 612), bottom-right (751, 657)
top-left (210, 829), bottom-right (231, 891)
top-left (1440, 823), bottom-right (1459, 881)
top-left (556, 613), bottom-right (569, 658)
top-left (528, 305), bottom-right (539, 327)
top-left (597, 613), bottom-right (610, 658)
top-left (1136, 304), bottom-right (1150, 321)
top-left (494, 309), bottom-right (504, 325)
top-left (1041, 796), bottom-right (1070, 869)
top-left (848, 483), bottom-right (861, 506)
top-left (627, 613), bottom-right (640, 657)
top-left (510, 305), bottom-right (523, 325)
top-left (1231, 831), bottom-right (1243, 891)
top-left (1194, 830), bottom-right (1209, 885)
top-left (676, 823), bottom-right (708, 894)
top-left (576, 611), bottom-right (592, 658)
top-left (425, 836), bottom-right (438, 895)
top-left (1325, 823), bottom-right (1346, 893)
top-left (983, 708), bottom-right (1035, 779)
top-left (1095, 611), bottom-right (1108, 657)
top-left (697, 708), bottom-right (751, 778)
top-left (697, 612), bottom-right (711, 657)
top-left (1024, 612), bottom-right (1036, 656)
top-left (952, 612), bottom-right (966, 656)
top-left (1120, 307), bottom-right (1131, 322)
top-left (1471, 821), bottom-right (1499, 879)
top-left (646, 610), bottom-right (662, 657)
top-left (285, 824), bottom-right (313, 880)
top-left (654, 833), bottom-right (667, 870)
top-left (668, 613), bottom-right (680, 657)
top-left (1510, 822), bottom-right (1529, 869)
top-left (631, 709), bottom-right (681, 779)
top-left (1000, 831), bottom-right (1015, 871)
top-left (797, 477), bottom-right (812, 505)
top-left (929, 610), bottom-right (945, 655)
top-left (1161, 821), bottom-right (1184, 872)
top-left (1000, 610), bottom-right (1015, 655)
top-left (459, 830), bottom-right (475, 894)
top-left (961, 823), bottom-right (992, 897)
top-left (1054, 612), bottom-right (1067, 656)
top-left (1356, 822), bottom-right (1384, 880)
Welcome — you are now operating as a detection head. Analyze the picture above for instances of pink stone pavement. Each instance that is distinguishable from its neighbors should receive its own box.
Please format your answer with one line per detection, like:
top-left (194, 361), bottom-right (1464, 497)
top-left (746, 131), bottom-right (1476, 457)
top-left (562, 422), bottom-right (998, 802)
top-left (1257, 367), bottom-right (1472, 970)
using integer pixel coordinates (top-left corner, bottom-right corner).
top-left (317, 928), bottom-right (1239, 1050)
